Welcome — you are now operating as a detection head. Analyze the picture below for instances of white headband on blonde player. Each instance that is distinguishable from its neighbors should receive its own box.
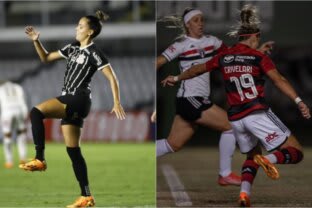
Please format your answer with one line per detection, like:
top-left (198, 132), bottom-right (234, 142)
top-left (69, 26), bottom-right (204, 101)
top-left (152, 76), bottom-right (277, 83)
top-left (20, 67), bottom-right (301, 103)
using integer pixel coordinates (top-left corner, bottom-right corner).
top-left (184, 10), bottom-right (203, 24)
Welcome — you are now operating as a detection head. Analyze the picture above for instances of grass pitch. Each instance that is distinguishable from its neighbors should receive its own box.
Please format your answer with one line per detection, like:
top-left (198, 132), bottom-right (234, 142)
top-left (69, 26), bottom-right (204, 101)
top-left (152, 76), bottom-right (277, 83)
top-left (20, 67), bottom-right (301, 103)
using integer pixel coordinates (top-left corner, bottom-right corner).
top-left (0, 142), bottom-right (155, 207)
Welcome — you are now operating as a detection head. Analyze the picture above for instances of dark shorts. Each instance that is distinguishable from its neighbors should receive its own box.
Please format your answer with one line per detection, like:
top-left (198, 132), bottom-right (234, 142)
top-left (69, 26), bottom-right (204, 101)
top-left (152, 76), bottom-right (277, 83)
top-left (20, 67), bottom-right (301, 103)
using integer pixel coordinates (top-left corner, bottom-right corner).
top-left (176, 96), bottom-right (213, 121)
top-left (56, 90), bottom-right (91, 127)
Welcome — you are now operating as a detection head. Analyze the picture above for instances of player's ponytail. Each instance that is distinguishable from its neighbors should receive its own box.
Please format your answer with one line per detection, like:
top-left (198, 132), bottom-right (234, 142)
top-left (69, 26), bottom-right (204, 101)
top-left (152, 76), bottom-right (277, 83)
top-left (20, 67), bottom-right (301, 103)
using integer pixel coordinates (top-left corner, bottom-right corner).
top-left (85, 10), bottom-right (109, 39)
top-left (228, 4), bottom-right (260, 40)
top-left (95, 10), bottom-right (109, 23)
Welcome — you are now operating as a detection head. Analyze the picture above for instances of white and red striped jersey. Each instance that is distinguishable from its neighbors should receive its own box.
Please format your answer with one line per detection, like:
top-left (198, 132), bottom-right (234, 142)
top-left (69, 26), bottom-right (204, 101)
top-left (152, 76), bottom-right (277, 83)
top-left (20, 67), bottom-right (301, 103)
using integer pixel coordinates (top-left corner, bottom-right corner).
top-left (162, 35), bottom-right (225, 97)
top-left (0, 81), bottom-right (28, 118)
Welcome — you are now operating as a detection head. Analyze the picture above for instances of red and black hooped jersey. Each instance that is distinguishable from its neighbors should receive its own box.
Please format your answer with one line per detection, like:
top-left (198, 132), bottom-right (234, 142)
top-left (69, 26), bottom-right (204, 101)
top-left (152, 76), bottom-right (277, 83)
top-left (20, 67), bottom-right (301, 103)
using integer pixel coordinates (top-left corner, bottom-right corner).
top-left (206, 43), bottom-right (276, 120)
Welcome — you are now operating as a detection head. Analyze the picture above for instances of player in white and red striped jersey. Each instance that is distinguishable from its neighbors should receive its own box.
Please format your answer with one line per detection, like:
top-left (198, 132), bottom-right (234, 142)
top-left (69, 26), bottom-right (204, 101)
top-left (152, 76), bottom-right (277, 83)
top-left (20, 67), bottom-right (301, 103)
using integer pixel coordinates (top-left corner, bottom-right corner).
top-left (162, 34), bottom-right (226, 98)
top-left (157, 8), bottom-right (241, 186)
top-left (162, 4), bottom-right (310, 207)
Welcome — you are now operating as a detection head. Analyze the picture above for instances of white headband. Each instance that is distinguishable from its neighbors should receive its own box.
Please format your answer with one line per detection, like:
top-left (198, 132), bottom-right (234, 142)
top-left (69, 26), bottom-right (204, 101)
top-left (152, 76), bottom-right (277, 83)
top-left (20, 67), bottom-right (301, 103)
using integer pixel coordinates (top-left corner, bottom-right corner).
top-left (184, 10), bottom-right (203, 24)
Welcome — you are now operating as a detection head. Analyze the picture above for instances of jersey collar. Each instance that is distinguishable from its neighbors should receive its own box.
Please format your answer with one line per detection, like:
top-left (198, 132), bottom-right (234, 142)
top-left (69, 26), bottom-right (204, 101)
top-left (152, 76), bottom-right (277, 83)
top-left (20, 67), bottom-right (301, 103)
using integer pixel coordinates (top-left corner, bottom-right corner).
top-left (185, 35), bottom-right (204, 42)
top-left (80, 42), bottom-right (94, 50)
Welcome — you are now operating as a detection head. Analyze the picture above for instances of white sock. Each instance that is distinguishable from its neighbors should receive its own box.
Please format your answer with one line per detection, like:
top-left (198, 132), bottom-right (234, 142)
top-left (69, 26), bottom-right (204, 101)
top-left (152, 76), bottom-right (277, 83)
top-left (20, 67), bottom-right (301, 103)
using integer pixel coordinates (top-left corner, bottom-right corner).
top-left (240, 181), bottom-right (251, 196)
top-left (264, 154), bottom-right (277, 164)
top-left (3, 137), bottom-right (13, 164)
top-left (219, 129), bottom-right (236, 177)
top-left (17, 133), bottom-right (27, 161)
top-left (156, 139), bottom-right (174, 157)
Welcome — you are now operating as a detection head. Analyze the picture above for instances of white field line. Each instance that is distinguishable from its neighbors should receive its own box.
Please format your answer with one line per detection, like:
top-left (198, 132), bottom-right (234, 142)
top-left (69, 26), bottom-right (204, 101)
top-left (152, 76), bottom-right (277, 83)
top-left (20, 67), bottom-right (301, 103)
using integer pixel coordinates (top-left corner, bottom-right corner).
top-left (161, 164), bottom-right (193, 207)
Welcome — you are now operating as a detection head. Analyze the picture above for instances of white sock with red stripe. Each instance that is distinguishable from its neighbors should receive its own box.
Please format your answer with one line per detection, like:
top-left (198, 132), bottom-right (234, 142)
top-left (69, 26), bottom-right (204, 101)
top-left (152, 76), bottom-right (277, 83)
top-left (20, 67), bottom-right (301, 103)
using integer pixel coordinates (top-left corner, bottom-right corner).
top-left (219, 129), bottom-right (236, 177)
top-left (156, 139), bottom-right (174, 157)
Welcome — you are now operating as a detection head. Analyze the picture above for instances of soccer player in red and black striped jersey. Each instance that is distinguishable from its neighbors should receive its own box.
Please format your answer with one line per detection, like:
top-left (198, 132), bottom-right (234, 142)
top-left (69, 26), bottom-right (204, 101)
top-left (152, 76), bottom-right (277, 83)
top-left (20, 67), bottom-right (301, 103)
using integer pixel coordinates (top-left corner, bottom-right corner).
top-left (162, 4), bottom-right (310, 207)
top-left (20, 11), bottom-right (126, 207)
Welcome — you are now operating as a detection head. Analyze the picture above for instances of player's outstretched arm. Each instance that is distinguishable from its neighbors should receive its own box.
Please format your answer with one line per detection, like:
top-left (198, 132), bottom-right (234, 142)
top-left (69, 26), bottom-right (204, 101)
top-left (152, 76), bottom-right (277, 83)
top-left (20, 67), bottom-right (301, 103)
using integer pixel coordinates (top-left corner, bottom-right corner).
top-left (266, 69), bottom-right (311, 119)
top-left (161, 63), bottom-right (206, 87)
top-left (102, 65), bottom-right (126, 120)
top-left (25, 26), bottom-right (61, 63)
top-left (156, 55), bottom-right (168, 70)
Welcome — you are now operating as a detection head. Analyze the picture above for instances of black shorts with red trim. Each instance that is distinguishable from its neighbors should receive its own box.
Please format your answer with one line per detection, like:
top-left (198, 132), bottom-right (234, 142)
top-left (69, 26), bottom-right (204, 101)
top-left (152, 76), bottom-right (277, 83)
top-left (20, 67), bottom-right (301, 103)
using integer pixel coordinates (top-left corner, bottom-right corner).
top-left (176, 96), bottom-right (213, 121)
top-left (56, 89), bottom-right (91, 127)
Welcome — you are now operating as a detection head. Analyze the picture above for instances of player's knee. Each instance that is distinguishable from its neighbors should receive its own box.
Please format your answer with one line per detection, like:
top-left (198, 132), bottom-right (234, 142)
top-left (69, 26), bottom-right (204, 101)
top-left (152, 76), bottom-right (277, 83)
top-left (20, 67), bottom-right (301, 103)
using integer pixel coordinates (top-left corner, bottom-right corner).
top-left (224, 124), bottom-right (232, 131)
top-left (4, 133), bottom-right (12, 138)
top-left (17, 129), bottom-right (27, 134)
top-left (30, 107), bottom-right (45, 121)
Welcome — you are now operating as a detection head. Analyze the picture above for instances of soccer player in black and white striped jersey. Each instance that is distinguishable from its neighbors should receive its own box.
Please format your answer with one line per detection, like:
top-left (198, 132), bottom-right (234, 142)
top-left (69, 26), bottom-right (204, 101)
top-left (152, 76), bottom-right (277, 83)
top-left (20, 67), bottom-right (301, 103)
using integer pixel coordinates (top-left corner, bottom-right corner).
top-left (20, 10), bottom-right (126, 207)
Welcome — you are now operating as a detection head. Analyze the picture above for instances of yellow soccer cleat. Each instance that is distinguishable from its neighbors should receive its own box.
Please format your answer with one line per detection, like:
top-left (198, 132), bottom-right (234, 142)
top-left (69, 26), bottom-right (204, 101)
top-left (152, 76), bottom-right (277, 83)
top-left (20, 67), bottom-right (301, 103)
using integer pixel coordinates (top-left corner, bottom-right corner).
top-left (238, 192), bottom-right (250, 207)
top-left (254, 154), bottom-right (279, 180)
top-left (67, 196), bottom-right (95, 208)
top-left (19, 159), bottom-right (47, 171)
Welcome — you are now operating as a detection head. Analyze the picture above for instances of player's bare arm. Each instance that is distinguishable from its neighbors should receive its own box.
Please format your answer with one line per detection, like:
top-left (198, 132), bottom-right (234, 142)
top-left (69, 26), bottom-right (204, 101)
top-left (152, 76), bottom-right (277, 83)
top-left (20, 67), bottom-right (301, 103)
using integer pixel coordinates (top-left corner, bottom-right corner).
top-left (102, 65), bottom-right (126, 120)
top-left (25, 26), bottom-right (62, 63)
top-left (266, 69), bottom-right (311, 119)
top-left (161, 63), bottom-right (206, 87)
top-left (156, 55), bottom-right (168, 70)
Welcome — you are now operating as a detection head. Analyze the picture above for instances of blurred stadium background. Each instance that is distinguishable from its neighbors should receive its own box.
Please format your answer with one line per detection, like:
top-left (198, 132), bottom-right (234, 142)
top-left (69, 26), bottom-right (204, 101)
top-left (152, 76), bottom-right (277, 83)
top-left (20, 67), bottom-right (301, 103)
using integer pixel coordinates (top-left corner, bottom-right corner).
top-left (157, 1), bottom-right (312, 145)
top-left (0, 0), bottom-right (155, 142)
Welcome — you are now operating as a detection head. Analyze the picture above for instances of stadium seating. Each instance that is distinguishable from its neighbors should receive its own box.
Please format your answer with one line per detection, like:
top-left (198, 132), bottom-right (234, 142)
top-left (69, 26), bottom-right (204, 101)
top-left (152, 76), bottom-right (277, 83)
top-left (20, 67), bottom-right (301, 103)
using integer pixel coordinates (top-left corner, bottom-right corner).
top-left (0, 57), bottom-right (155, 111)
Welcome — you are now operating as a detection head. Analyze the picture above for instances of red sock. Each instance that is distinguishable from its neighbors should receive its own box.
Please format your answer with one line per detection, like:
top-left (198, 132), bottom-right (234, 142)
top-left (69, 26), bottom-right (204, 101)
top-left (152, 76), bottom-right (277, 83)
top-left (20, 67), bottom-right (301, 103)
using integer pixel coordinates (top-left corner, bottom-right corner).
top-left (273, 146), bottom-right (303, 164)
top-left (242, 159), bottom-right (259, 184)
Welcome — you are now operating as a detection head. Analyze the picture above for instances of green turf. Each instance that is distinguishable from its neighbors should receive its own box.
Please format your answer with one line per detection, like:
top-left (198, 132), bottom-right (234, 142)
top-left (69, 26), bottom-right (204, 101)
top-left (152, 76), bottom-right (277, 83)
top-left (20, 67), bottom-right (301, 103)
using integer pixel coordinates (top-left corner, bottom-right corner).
top-left (0, 142), bottom-right (156, 207)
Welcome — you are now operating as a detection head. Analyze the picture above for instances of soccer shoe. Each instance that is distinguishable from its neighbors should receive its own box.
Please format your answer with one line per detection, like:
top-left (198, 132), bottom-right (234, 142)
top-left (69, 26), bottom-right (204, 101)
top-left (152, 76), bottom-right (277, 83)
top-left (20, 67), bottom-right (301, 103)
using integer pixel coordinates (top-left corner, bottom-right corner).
top-left (218, 172), bottom-right (241, 186)
top-left (254, 155), bottom-right (279, 180)
top-left (238, 192), bottom-right (250, 207)
top-left (19, 159), bottom-right (47, 171)
top-left (4, 162), bottom-right (13, 169)
top-left (19, 160), bottom-right (26, 165)
top-left (66, 196), bottom-right (95, 208)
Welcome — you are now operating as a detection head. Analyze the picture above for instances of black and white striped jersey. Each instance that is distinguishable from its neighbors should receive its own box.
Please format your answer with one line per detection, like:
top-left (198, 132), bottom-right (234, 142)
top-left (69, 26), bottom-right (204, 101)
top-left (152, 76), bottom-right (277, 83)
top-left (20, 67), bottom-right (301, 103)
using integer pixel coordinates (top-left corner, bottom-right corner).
top-left (58, 41), bottom-right (110, 95)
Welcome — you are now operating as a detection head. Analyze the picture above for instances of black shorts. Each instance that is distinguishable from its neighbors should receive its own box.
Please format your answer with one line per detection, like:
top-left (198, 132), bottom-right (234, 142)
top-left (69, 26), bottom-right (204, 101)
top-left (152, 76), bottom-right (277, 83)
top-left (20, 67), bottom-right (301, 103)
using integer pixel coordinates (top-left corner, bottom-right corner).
top-left (56, 90), bottom-right (91, 127)
top-left (176, 96), bottom-right (213, 121)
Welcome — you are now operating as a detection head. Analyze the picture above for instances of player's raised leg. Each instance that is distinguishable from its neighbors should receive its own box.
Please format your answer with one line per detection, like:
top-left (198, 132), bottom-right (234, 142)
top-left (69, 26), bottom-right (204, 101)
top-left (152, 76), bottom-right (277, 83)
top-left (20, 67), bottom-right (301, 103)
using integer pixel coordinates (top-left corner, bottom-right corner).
top-left (19, 98), bottom-right (66, 171)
